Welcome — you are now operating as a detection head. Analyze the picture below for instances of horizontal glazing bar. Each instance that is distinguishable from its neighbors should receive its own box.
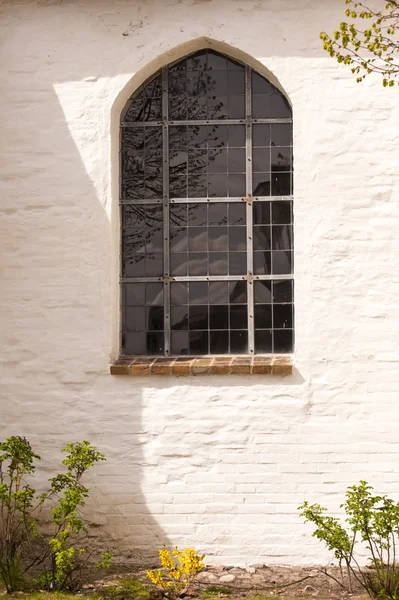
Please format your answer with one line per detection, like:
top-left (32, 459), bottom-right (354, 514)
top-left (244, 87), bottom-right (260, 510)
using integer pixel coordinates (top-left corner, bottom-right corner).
top-left (121, 274), bottom-right (294, 283)
top-left (121, 118), bottom-right (292, 127)
top-left (120, 196), bottom-right (294, 205)
top-left (170, 197), bottom-right (246, 203)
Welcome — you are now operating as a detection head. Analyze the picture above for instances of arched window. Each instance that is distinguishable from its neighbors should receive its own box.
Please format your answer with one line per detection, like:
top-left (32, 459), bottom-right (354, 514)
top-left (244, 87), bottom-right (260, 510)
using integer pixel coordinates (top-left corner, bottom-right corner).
top-left (120, 49), bottom-right (293, 357)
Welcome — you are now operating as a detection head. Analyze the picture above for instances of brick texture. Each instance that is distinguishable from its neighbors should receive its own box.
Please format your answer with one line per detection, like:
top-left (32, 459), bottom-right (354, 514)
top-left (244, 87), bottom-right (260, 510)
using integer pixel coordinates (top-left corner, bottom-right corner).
top-left (1, 0), bottom-right (399, 568)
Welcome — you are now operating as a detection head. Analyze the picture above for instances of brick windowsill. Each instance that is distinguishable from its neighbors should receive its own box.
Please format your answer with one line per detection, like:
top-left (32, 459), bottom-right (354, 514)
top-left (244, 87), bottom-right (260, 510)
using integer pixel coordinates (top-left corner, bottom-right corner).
top-left (110, 356), bottom-right (293, 376)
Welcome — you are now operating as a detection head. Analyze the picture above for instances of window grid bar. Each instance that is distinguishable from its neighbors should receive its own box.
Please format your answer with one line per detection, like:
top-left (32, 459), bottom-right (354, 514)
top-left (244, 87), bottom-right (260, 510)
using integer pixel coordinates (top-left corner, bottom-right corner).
top-left (120, 195), bottom-right (294, 205)
top-left (162, 66), bottom-right (171, 356)
top-left (121, 118), bottom-right (292, 127)
top-left (245, 66), bottom-right (254, 355)
top-left (121, 274), bottom-right (294, 283)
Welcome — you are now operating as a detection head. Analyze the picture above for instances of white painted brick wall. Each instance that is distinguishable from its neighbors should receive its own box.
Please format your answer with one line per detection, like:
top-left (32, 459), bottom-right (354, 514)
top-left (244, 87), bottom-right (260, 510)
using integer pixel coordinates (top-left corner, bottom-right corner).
top-left (1, 0), bottom-right (399, 566)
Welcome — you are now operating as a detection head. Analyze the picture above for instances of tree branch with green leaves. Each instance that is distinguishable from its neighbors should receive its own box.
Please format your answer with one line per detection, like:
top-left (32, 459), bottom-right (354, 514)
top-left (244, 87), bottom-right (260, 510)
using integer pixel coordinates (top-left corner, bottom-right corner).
top-left (320, 1), bottom-right (399, 86)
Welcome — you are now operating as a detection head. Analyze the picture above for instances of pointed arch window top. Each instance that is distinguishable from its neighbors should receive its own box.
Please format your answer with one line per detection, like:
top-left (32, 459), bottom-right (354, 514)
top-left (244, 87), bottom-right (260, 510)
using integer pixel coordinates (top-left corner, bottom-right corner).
top-left (120, 50), bottom-right (294, 359)
top-left (122, 49), bottom-right (291, 124)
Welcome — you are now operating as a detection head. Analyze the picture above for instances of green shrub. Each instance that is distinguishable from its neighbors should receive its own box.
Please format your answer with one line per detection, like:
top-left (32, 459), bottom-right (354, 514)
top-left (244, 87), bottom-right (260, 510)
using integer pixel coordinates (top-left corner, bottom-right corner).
top-left (299, 480), bottom-right (399, 599)
top-left (0, 436), bottom-right (111, 593)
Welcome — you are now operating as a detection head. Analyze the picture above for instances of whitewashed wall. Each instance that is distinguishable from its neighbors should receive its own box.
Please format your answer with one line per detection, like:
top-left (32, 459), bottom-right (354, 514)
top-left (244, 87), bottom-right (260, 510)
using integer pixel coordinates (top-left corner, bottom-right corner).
top-left (1, 0), bottom-right (399, 566)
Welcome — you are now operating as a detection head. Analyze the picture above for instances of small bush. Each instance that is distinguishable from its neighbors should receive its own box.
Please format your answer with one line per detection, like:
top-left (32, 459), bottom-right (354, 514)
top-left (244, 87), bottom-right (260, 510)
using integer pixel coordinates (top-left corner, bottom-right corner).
top-left (0, 436), bottom-right (111, 593)
top-left (299, 480), bottom-right (399, 599)
top-left (147, 547), bottom-right (205, 598)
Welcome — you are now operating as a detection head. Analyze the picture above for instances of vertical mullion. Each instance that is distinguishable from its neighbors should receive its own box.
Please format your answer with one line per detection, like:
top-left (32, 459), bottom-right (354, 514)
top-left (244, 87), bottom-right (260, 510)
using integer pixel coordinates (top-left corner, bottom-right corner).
top-left (245, 66), bottom-right (255, 355)
top-left (162, 66), bottom-right (170, 356)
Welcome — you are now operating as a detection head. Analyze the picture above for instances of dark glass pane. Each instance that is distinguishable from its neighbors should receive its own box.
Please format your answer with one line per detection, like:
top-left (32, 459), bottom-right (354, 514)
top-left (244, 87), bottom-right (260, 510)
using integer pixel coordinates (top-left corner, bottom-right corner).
top-left (271, 147), bottom-right (292, 171)
top-left (123, 253), bottom-right (145, 277)
top-left (253, 124), bottom-right (271, 147)
top-left (171, 332), bottom-right (190, 355)
top-left (252, 72), bottom-right (275, 95)
top-left (207, 96), bottom-right (228, 119)
top-left (229, 125), bottom-right (245, 147)
top-left (187, 70), bottom-right (208, 96)
top-left (253, 173), bottom-right (271, 196)
top-left (273, 304), bottom-right (293, 329)
top-left (170, 228), bottom-right (188, 253)
top-left (229, 281), bottom-right (247, 304)
top-left (188, 96), bottom-right (207, 119)
top-left (254, 203), bottom-right (270, 225)
top-left (273, 280), bottom-right (293, 303)
top-left (124, 229), bottom-right (146, 260)
top-left (252, 94), bottom-right (271, 119)
top-left (124, 283), bottom-right (145, 306)
top-left (254, 281), bottom-right (272, 304)
top-left (229, 227), bottom-right (246, 251)
top-left (210, 331), bottom-right (229, 354)
top-left (272, 250), bottom-right (292, 275)
top-left (208, 174), bottom-right (228, 197)
top-left (145, 127), bottom-right (163, 150)
top-left (253, 148), bottom-right (271, 173)
top-left (169, 125), bottom-right (187, 150)
top-left (170, 204), bottom-right (188, 228)
top-left (171, 306), bottom-right (188, 330)
top-left (169, 94), bottom-right (187, 120)
top-left (210, 305), bottom-right (229, 329)
top-left (171, 282), bottom-right (188, 305)
top-left (145, 254), bottom-right (163, 276)
top-left (228, 175), bottom-right (246, 197)
top-left (188, 149), bottom-right (207, 174)
top-left (187, 125), bottom-right (208, 147)
top-left (188, 227), bottom-right (208, 251)
top-left (207, 51), bottom-right (227, 70)
top-left (255, 330), bottom-right (273, 354)
top-left (188, 175), bottom-right (207, 197)
top-left (207, 70), bottom-right (227, 95)
top-left (146, 283), bottom-right (163, 306)
top-left (187, 52), bottom-right (207, 71)
top-left (270, 94), bottom-right (291, 118)
top-left (188, 253), bottom-right (207, 275)
top-left (253, 226), bottom-right (271, 250)
top-left (189, 281), bottom-right (208, 304)
top-left (273, 329), bottom-right (293, 354)
top-left (189, 331), bottom-right (208, 354)
top-left (208, 125), bottom-right (228, 147)
top-left (230, 330), bottom-right (248, 353)
top-left (271, 124), bottom-right (292, 146)
top-left (209, 227), bottom-right (228, 251)
top-left (142, 98), bottom-right (162, 121)
top-left (229, 203), bottom-right (246, 225)
top-left (209, 253), bottom-right (228, 275)
top-left (228, 148), bottom-right (246, 173)
top-left (228, 70), bottom-right (245, 93)
top-left (208, 203), bottom-right (227, 226)
top-left (271, 172), bottom-right (291, 196)
top-left (209, 281), bottom-right (229, 304)
top-left (230, 305), bottom-right (247, 329)
top-left (272, 225), bottom-right (292, 250)
top-left (253, 251), bottom-right (271, 275)
top-left (170, 151), bottom-right (188, 181)
top-left (123, 331), bottom-right (146, 355)
top-left (189, 203), bottom-right (207, 226)
top-left (229, 252), bottom-right (247, 275)
top-left (146, 332), bottom-right (164, 355)
top-left (122, 150), bottom-right (144, 198)
top-left (168, 64), bottom-right (186, 95)
top-left (254, 304), bottom-right (272, 329)
top-left (228, 95), bottom-right (245, 119)
top-left (189, 305), bottom-right (208, 330)
top-left (170, 176), bottom-right (187, 199)
top-left (146, 228), bottom-right (163, 253)
top-left (208, 148), bottom-right (227, 173)
top-left (125, 307), bottom-right (145, 331)
top-left (271, 201), bottom-right (292, 224)
top-left (146, 307), bottom-right (164, 331)
top-left (171, 254), bottom-right (188, 276)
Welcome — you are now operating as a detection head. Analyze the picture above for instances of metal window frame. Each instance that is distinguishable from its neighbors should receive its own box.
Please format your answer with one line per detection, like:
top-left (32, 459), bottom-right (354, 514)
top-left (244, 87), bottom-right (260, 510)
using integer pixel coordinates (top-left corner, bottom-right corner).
top-left (120, 57), bottom-right (294, 357)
